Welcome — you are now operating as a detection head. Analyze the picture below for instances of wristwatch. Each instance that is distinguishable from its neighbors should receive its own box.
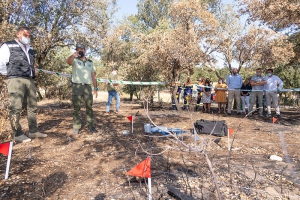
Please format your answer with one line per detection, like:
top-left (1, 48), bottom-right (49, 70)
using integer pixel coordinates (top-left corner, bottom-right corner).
top-left (94, 87), bottom-right (98, 91)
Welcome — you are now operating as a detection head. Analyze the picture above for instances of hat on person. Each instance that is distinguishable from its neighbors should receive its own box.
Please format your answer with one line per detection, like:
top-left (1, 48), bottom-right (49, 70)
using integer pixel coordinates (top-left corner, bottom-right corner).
top-left (75, 44), bottom-right (86, 50)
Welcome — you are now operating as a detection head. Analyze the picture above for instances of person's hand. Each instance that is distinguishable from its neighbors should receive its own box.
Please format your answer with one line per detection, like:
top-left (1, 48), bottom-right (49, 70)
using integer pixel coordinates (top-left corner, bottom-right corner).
top-left (93, 90), bottom-right (98, 98)
top-left (73, 51), bottom-right (79, 57)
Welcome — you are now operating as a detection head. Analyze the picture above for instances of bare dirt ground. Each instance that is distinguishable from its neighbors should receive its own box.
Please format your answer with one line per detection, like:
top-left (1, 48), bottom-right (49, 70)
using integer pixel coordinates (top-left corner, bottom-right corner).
top-left (0, 91), bottom-right (300, 200)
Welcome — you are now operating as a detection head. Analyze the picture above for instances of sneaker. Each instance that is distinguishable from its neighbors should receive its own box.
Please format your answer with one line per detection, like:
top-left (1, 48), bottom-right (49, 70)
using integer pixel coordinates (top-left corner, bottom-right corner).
top-left (15, 135), bottom-right (31, 143)
top-left (105, 112), bottom-right (110, 115)
top-left (265, 113), bottom-right (271, 118)
top-left (115, 110), bottom-right (119, 114)
top-left (89, 127), bottom-right (98, 133)
top-left (227, 112), bottom-right (231, 115)
top-left (276, 114), bottom-right (281, 118)
top-left (259, 113), bottom-right (263, 117)
top-left (73, 129), bottom-right (79, 134)
top-left (28, 132), bottom-right (48, 138)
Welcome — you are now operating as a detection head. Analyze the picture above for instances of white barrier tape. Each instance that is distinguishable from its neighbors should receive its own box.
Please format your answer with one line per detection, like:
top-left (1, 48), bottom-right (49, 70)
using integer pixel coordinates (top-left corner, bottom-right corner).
top-left (36, 69), bottom-right (300, 92)
top-left (36, 68), bottom-right (166, 85)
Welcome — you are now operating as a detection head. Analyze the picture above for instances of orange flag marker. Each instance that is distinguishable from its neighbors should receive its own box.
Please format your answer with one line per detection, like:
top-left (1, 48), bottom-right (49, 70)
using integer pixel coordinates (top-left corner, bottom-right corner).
top-left (127, 157), bottom-right (151, 178)
top-left (227, 128), bottom-right (234, 151)
top-left (228, 128), bottom-right (234, 136)
top-left (273, 117), bottom-right (277, 123)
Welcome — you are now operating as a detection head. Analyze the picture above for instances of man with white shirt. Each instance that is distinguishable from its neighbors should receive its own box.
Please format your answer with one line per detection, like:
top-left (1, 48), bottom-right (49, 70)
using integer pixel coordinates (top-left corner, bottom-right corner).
top-left (264, 68), bottom-right (284, 118)
top-left (0, 26), bottom-right (47, 143)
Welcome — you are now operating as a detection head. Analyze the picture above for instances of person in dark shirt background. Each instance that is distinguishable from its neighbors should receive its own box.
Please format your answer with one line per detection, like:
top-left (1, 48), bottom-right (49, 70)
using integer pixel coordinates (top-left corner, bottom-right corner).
top-left (240, 78), bottom-right (252, 114)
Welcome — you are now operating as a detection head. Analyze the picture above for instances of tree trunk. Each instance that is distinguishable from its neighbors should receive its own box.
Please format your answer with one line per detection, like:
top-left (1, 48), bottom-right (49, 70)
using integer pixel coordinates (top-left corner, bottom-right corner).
top-left (173, 72), bottom-right (182, 111)
top-left (150, 95), bottom-right (154, 103)
top-left (129, 92), bottom-right (133, 101)
top-left (37, 91), bottom-right (43, 100)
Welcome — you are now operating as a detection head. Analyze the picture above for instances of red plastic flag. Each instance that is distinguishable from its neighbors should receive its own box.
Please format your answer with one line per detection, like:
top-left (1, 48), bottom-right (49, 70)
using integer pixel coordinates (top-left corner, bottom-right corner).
top-left (0, 142), bottom-right (10, 156)
top-left (273, 117), bottom-right (277, 123)
top-left (127, 157), bottom-right (151, 178)
top-left (127, 115), bottom-right (133, 122)
top-left (228, 128), bottom-right (234, 136)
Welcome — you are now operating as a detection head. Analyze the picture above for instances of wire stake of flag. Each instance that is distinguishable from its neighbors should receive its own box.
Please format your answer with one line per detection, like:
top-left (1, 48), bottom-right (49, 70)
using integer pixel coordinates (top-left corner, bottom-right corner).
top-left (127, 115), bottom-right (134, 134)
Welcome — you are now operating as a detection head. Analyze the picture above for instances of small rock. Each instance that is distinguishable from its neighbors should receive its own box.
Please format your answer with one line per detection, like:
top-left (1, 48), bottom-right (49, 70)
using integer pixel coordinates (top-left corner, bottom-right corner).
top-left (270, 155), bottom-right (283, 161)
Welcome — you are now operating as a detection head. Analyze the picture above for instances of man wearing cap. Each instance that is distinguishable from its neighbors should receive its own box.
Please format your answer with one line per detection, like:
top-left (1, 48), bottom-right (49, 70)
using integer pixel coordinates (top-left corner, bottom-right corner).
top-left (66, 44), bottom-right (98, 134)
top-left (0, 26), bottom-right (47, 143)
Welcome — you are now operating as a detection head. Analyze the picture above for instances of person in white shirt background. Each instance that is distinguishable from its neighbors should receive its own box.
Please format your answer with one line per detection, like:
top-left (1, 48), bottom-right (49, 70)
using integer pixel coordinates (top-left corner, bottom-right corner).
top-left (264, 68), bottom-right (284, 118)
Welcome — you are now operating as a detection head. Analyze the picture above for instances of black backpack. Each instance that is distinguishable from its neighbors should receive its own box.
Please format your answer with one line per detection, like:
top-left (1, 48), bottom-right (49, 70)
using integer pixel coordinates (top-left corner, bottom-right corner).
top-left (194, 119), bottom-right (228, 137)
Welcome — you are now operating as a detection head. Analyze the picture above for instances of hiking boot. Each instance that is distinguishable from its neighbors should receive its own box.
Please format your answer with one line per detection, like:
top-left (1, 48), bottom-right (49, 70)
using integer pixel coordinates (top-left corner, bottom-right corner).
top-left (28, 132), bottom-right (48, 138)
top-left (15, 135), bottom-right (31, 143)
top-left (276, 114), bottom-right (281, 118)
top-left (89, 127), bottom-right (98, 133)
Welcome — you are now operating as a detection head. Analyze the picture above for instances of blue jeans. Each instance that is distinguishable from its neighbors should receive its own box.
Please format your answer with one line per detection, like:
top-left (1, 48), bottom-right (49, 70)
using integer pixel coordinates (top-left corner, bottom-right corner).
top-left (106, 91), bottom-right (120, 112)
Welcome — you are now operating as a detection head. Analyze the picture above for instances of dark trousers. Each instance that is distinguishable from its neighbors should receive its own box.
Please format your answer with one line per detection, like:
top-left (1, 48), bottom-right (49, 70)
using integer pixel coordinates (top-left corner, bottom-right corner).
top-left (72, 84), bottom-right (94, 129)
top-left (7, 78), bottom-right (38, 136)
top-left (171, 95), bottom-right (179, 109)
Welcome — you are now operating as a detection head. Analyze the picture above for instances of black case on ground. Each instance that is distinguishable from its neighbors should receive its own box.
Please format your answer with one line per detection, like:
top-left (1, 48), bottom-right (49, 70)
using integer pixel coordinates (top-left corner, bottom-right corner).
top-left (194, 119), bottom-right (228, 137)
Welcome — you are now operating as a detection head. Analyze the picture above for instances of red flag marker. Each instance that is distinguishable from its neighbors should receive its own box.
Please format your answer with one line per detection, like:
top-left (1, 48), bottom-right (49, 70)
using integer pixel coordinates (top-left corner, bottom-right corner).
top-left (127, 157), bottom-right (151, 178)
top-left (0, 141), bottom-right (13, 179)
top-left (0, 142), bottom-right (10, 156)
top-left (273, 117), bottom-right (277, 123)
top-left (127, 116), bottom-right (133, 122)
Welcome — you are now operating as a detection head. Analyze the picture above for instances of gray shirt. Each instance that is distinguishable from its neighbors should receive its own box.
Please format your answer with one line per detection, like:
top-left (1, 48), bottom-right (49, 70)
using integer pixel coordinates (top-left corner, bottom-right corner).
top-left (250, 75), bottom-right (266, 91)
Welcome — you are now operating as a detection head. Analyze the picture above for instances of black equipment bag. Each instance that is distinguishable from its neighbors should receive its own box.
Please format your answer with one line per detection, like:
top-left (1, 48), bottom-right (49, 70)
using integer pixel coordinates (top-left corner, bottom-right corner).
top-left (194, 119), bottom-right (228, 137)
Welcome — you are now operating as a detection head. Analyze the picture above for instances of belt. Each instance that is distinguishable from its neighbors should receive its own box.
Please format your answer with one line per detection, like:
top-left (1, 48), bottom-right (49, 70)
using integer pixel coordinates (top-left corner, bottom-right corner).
top-left (73, 82), bottom-right (89, 85)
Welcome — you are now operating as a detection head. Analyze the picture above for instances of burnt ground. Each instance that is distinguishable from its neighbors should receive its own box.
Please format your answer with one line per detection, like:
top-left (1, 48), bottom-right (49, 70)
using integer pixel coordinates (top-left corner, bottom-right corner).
top-left (0, 97), bottom-right (300, 200)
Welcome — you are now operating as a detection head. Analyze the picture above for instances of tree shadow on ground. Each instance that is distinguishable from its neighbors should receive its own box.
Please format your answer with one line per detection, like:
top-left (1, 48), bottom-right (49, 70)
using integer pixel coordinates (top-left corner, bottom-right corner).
top-left (94, 193), bottom-right (106, 200)
top-left (42, 172), bottom-right (68, 197)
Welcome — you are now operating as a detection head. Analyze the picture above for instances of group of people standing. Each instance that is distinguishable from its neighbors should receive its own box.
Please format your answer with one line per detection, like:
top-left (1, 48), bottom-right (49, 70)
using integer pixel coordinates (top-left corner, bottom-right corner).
top-left (0, 26), bottom-right (121, 143)
top-left (224, 67), bottom-right (283, 118)
top-left (170, 67), bottom-right (284, 118)
top-left (0, 26), bottom-right (285, 144)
